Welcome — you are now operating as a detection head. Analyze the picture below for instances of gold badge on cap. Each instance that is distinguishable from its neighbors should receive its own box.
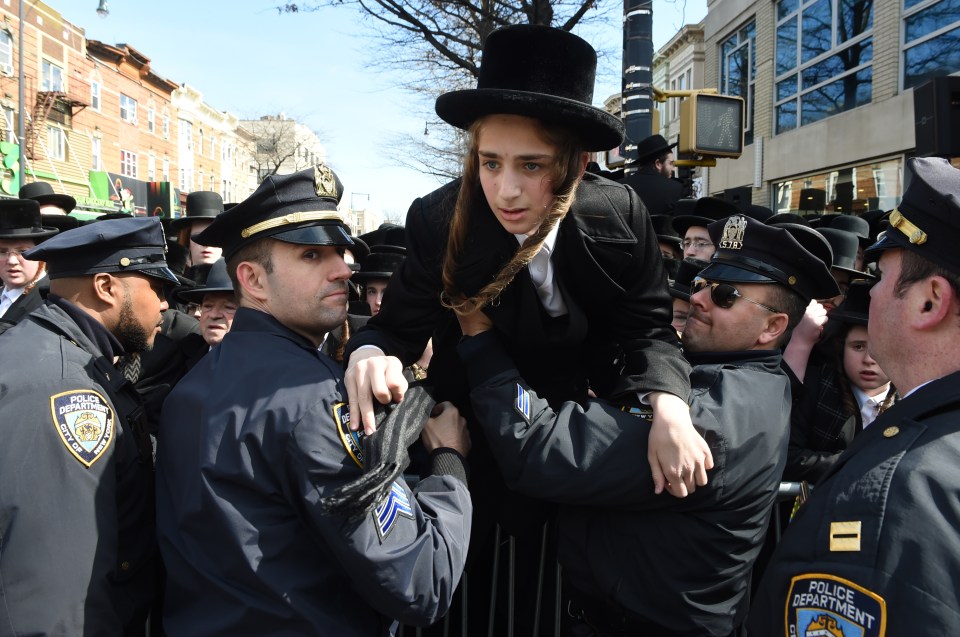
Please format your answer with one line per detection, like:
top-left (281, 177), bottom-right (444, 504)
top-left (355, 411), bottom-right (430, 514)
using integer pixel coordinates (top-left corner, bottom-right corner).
top-left (718, 215), bottom-right (746, 250)
top-left (314, 164), bottom-right (338, 199)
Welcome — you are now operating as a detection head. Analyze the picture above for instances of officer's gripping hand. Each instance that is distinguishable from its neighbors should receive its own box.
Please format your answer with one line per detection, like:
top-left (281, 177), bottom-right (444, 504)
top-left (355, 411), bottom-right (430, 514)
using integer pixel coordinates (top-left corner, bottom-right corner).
top-left (456, 307), bottom-right (493, 337)
top-left (421, 401), bottom-right (471, 456)
top-left (647, 391), bottom-right (713, 497)
top-left (345, 347), bottom-right (408, 436)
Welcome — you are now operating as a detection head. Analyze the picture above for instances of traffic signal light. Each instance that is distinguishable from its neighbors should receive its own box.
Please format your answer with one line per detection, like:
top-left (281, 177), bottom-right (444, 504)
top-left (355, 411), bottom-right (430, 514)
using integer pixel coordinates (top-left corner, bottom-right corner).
top-left (678, 93), bottom-right (745, 158)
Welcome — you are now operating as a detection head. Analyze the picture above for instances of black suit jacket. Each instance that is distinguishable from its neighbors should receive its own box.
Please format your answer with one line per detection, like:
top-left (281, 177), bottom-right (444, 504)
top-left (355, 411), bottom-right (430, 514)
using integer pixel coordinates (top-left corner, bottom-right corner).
top-left (346, 172), bottom-right (689, 409)
top-left (620, 168), bottom-right (685, 217)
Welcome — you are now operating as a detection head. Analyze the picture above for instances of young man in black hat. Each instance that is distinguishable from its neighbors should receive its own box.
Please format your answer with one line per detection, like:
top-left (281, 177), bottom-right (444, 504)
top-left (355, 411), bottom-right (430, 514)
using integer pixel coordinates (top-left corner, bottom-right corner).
top-left (673, 196), bottom-right (741, 260)
top-left (750, 157), bottom-right (960, 636)
top-left (0, 216), bottom-right (177, 636)
top-left (620, 133), bottom-right (685, 217)
top-left (170, 190), bottom-right (225, 281)
top-left (19, 180), bottom-right (78, 215)
top-left (155, 165), bottom-right (472, 635)
top-left (454, 214), bottom-right (839, 636)
top-left (0, 198), bottom-right (58, 326)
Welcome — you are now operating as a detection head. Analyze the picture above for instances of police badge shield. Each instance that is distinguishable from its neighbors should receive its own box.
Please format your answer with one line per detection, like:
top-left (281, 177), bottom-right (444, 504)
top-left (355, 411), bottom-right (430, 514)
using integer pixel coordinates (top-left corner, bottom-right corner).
top-left (50, 390), bottom-right (114, 467)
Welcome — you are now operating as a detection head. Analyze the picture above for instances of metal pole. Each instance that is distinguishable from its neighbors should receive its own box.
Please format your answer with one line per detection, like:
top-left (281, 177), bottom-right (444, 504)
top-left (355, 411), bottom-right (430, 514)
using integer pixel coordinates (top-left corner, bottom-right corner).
top-left (621, 0), bottom-right (654, 175)
top-left (18, 0), bottom-right (25, 190)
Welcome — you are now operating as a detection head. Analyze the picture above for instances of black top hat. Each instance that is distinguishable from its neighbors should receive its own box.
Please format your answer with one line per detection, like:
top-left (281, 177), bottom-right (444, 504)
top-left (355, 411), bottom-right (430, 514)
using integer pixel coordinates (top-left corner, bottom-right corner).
top-left (19, 181), bottom-right (77, 213)
top-left (40, 213), bottom-right (80, 233)
top-left (672, 197), bottom-right (741, 236)
top-left (434, 25), bottom-right (624, 152)
top-left (817, 227), bottom-right (873, 278)
top-left (767, 212), bottom-right (811, 227)
top-left (176, 258), bottom-right (234, 303)
top-left (197, 165), bottom-right (354, 259)
top-left (0, 198), bottom-right (59, 241)
top-left (866, 157), bottom-right (960, 275)
top-left (635, 134), bottom-right (676, 163)
top-left (700, 215), bottom-right (840, 302)
top-left (827, 214), bottom-right (870, 241)
top-left (651, 214), bottom-right (682, 247)
top-left (359, 223), bottom-right (406, 249)
top-left (827, 279), bottom-right (875, 326)
top-left (98, 212), bottom-right (135, 221)
top-left (353, 245), bottom-right (406, 283)
top-left (170, 191), bottom-right (225, 231)
top-left (669, 258), bottom-right (709, 301)
top-left (24, 217), bottom-right (178, 284)
top-left (744, 204), bottom-right (775, 223)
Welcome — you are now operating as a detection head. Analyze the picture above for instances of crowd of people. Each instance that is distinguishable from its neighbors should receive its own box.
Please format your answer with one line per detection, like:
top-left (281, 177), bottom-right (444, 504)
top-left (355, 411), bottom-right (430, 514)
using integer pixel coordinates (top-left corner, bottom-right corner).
top-left (1, 22), bottom-right (959, 637)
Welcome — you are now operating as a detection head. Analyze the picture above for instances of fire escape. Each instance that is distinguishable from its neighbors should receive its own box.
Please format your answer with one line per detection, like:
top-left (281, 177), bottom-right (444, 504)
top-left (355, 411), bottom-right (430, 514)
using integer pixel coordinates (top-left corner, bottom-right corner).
top-left (23, 76), bottom-right (88, 160)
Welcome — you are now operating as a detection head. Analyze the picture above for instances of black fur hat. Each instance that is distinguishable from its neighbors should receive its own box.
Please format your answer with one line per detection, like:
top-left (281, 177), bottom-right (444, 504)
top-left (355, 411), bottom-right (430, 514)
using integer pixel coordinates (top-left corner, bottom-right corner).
top-left (434, 25), bottom-right (624, 151)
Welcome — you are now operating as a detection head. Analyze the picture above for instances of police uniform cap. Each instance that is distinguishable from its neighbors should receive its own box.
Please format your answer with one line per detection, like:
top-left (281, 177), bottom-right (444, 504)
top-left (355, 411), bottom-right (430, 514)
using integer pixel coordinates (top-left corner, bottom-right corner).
top-left (176, 258), bottom-right (234, 303)
top-left (700, 215), bottom-right (841, 302)
top-left (866, 157), bottom-right (960, 274)
top-left (672, 197), bottom-right (740, 236)
top-left (0, 198), bottom-right (59, 240)
top-left (23, 216), bottom-right (178, 284)
top-left (195, 165), bottom-right (354, 259)
top-left (353, 245), bottom-right (406, 283)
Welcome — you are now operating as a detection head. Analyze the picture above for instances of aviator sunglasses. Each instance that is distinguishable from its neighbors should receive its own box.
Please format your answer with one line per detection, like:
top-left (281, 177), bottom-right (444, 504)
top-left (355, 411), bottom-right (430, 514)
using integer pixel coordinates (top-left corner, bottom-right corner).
top-left (691, 277), bottom-right (782, 314)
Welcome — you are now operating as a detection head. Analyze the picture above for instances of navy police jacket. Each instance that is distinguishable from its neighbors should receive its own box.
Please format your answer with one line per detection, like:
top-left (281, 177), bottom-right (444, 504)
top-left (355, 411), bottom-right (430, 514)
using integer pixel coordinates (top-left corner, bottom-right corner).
top-left (458, 332), bottom-right (790, 636)
top-left (749, 371), bottom-right (960, 636)
top-left (156, 308), bottom-right (472, 636)
top-left (0, 300), bottom-right (157, 636)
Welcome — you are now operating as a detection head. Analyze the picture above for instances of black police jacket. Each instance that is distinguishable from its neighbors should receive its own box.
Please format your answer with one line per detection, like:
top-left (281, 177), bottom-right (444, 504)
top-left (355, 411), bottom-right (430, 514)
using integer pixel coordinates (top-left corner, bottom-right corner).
top-left (156, 307), bottom-right (472, 635)
top-left (0, 301), bottom-right (157, 636)
top-left (458, 332), bottom-right (791, 636)
top-left (749, 371), bottom-right (960, 636)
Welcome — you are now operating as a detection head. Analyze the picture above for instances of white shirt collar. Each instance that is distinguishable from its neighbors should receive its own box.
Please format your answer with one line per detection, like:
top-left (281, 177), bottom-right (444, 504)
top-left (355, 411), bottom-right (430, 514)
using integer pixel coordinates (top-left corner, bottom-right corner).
top-left (513, 223), bottom-right (560, 252)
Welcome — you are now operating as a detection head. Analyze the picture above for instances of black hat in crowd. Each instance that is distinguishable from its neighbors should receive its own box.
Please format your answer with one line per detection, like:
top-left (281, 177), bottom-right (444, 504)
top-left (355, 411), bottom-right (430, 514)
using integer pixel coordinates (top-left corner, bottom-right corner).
top-left (701, 215), bottom-right (841, 302)
top-left (866, 157), bottom-right (960, 275)
top-left (817, 227), bottom-right (873, 278)
top-left (0, 198), bottom-right (59, 241)
top-left (672, 196), bottom-right (741, 236)
top-left (360, 223), bottom-right (406, 249)
top-left (744, 204), bottom-right (775, 223)
top-left (827, 214), bottom-right (870, 242)
top-left (827, 279), bottom-right (875, 326)
top-left (669, 258), bottom-right (709, 302)
top-left (40, 213), bottom-right (80, 233)
top-left (767, 212), bottom-right (811, 227)
top-left (651, 214), bottom-right (682, 248)
top-left (353, 246), bottom-right (406, 284)
top-left (19, 181), bottom-right (77, 213)
top-left (170, 191), bottom-right (225, 231)
top-left (635, 134), bottom-right (676, 163)
top-left (196, 164), bottom-right (354, 259)
top-left (434, 25), bottom-right (624, 152)
top-left (24, 216), bottom-right (178, 284)
top-left (176, 258), bottom-right (234, 303)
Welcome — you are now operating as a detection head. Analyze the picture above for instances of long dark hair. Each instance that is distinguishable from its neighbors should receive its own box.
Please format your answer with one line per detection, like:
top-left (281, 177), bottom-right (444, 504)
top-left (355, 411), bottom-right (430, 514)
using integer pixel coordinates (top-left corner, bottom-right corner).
top-left (440, 116), bottom-right (585, 316)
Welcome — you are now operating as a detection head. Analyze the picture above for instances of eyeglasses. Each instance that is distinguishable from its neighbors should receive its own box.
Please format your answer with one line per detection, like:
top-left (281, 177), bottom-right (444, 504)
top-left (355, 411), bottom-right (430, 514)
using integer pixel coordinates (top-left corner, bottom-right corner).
top-left (0, 248), bottom-right (30, 258)
top-left (682, 239), bottom-right (714, 250)
top-left (691, 277), bottom-right (782, 314)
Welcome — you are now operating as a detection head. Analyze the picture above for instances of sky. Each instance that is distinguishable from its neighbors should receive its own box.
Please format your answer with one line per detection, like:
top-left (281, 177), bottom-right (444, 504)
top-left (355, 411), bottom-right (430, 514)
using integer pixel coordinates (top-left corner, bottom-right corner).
top-left (54, 0), bottom-right (707, 221)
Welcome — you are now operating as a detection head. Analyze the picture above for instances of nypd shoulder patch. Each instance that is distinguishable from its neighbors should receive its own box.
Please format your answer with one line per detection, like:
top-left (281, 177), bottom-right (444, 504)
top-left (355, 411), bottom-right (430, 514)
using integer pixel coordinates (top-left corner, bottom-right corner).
top-left (786, 573), bottom-right (886, 637)
top-left (373, 481), bottom-right (414, 541)
top-left (515, 384), bottom-right (531, 423)
top-left (49, 390), bottom-right (114, 468)
top-left (333, 402), bottom-right (364, 468)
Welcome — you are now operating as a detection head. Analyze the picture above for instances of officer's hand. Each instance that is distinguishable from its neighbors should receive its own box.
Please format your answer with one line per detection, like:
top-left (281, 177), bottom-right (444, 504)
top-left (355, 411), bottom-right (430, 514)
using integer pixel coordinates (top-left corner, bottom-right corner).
top-left (456, 308), bottom-right (493, 337)
top-left (345, 347), bottom-right (408, 436)
top-left (793, 300), bottom-right (828, 347)
top-left (421, 401), bottom-right (471, 456)
top-left (647, 391), bottom-right (713, 497)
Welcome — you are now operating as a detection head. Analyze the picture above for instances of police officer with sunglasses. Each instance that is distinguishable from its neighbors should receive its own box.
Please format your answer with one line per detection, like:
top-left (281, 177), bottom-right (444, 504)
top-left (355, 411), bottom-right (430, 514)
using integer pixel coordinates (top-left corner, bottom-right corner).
top-left (453, 214), bottom-right (840, 636)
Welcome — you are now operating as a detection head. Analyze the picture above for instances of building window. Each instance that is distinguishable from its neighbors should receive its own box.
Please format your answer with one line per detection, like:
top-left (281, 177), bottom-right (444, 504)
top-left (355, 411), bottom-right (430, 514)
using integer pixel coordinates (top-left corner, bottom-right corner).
top-left (771, 157), bottom-right (901, 216)
top-left (91, 81), bottom-right (101, 111)
top-left (120, 149), bottom-right (137, 178)
top-left (775, 0), bottom-right (873, 133)
top-left (147, 108), bottom-right (155, 133)
top-left (0, 31), bottom-right (13, 75)
top-left (179, 119), bottom-right (192, 151)
top-left (148, 155), bottom-right (156, 181)
top-left (210, 175), bottom-right (215, 191)
top-left (120, 94), bottom-right (138, 124)
top-left (91, 136), bottom-right (102, 170)
top-left (162, 157), bottom-right (170, 182)
top-left (720, 20), bottom-right (756, 144)
top-left (2, 106), bottom-right (14, 143)
top-left (46, 125), bottom-right (65, 160)
top-left (198, 128), bottom-right (204, 155)
top-left (210, 136), bottom-right (216, 159)
top-left (163, 114), bottom-right (170, 139)
top-left (902, 0), bottom-right (960, 89)
top-left (41, 60), bottom-right (64, 92)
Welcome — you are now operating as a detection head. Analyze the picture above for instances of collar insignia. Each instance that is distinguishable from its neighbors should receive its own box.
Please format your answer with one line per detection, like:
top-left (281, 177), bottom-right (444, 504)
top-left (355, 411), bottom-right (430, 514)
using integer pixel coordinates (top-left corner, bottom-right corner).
top-left (50, 390), bottom-right (114, 467)
top-left (719, 215), bottom-right (747, 250)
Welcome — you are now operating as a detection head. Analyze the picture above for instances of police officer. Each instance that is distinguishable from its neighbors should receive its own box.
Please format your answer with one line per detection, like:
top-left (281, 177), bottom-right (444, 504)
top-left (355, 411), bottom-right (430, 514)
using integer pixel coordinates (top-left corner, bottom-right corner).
top-left (749, 157), bottom-right (960, 635)
top-left (155, 165), bottom-right (473, 635)
top-left (455, 215), bottom-right (839, 636)
top-left (0, 217), bottom-right (177, 636)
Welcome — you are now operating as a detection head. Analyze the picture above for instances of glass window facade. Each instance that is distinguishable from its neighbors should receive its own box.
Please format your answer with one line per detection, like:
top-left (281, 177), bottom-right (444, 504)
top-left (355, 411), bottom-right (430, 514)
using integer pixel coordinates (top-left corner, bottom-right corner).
top-left (772, 157), bottom-right (902, 215)
top-left (775, 0), bottom-right (873, 133)
top-left (903, 0), bottom-right (960, 89)
top-left (720, 21), bottom-right (756, 145)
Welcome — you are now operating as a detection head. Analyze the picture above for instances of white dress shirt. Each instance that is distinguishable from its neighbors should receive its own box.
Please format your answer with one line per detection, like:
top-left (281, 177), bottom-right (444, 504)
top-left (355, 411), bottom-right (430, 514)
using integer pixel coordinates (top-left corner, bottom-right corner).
top-left (514, 224), bottom-right (567, 317)
top-left (0, 286), bottom-right (25, 318)
top-left (852, 385), bottom-right (890, 429)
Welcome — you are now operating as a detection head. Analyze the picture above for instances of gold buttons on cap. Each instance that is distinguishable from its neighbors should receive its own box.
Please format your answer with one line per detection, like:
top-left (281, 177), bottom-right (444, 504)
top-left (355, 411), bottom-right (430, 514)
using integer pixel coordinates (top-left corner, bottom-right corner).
top-left (120, 561), bottom-right (130, 571)
top-left (119, 257), bottom-right (131, 267)
top-left (788, 276), bottom-right (797, 285)
top-left (883, 426), bottom-right (900, 438)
